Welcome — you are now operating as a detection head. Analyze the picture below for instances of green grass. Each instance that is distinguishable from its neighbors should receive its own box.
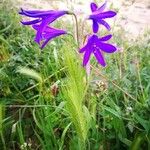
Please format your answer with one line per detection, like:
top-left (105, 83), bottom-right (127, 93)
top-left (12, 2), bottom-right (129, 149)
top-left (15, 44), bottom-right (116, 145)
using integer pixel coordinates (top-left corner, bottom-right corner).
top-left (0, 1), bottom-right (150, 150)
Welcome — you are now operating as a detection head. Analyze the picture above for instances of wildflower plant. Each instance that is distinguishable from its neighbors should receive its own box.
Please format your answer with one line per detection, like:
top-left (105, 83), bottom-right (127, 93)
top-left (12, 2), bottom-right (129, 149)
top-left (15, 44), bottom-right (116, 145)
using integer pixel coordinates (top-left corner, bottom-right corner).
top-left (19, 1), bottom-right (117, 68)
top-left (19, 0), bottom-right (117, 146)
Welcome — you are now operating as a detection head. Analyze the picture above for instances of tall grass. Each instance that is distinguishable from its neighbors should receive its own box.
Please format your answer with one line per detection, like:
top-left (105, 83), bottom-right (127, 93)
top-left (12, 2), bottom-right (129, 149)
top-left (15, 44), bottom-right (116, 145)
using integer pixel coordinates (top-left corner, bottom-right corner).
top-left (61, 41), bottom-right (90, 147)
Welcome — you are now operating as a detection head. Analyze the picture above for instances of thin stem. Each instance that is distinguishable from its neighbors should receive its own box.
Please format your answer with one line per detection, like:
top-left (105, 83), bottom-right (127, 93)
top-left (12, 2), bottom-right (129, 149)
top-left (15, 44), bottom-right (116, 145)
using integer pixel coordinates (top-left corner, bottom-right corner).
top-left (136, 60), bottom-right (145, 102)
top-left (81, 19), bottom-right (87, 45)
top-left (1, 133), bottom-right (6, 150)
top-left (69, 12), bottom-right (80, 47)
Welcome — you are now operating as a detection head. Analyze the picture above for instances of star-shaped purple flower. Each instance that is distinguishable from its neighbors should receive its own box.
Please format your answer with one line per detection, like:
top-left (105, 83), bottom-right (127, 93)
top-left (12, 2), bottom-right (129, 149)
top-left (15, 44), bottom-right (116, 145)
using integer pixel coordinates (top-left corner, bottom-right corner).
top-left (19, 8), bottom-right (68, 44)
top-left (89, 1), bottom-right (117, 33)
top-left (80, 34), bottom-right (117, 67)
top-left (32, 25), bottom-right (67, 49)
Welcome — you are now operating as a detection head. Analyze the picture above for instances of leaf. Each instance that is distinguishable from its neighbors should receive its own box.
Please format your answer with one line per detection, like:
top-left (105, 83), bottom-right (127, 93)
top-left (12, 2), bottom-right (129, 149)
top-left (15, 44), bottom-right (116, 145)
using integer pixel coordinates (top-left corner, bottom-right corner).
top-left (0, 68), bottom-right (8, 80)
top-left (83, 105), bottom-right (91, 129)
top-left (103, 106), bottom-right (121, 119)
top-left (59, 123), bottom-right (72, 150)
top-left (130, 133), bottom-right (146, 150)
top-left (54, 102), bottom-right (66, 114)
top-left (134, 113), bottom-right (150, 133)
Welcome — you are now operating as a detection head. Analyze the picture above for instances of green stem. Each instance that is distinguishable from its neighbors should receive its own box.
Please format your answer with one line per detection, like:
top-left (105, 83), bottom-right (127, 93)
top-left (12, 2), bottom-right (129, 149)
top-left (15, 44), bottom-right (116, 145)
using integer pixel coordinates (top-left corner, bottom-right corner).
top-left (136, 62), bottom-right (145, 102)
top-left (68, 12), bottom-right (80, 47)
top-left (81, 19), bottom-right (87, 45)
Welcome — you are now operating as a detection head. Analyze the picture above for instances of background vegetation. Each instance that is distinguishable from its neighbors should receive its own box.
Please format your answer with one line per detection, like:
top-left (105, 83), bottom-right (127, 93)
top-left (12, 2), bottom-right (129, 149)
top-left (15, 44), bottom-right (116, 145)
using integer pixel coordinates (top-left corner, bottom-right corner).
top-left (0, 1), bottom-right (150, 150)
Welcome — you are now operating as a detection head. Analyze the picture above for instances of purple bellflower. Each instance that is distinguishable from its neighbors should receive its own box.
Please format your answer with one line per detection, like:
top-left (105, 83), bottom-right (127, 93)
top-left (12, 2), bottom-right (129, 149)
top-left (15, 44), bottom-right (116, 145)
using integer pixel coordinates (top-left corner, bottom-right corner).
top-left (19, 8), bottom-right (68, 45)
top-left (89, 1), bottom-right (116, 33)
top-left (32, 25), bottom-right (67, 49)
top-left (80, 34), bottom-right (117, 67)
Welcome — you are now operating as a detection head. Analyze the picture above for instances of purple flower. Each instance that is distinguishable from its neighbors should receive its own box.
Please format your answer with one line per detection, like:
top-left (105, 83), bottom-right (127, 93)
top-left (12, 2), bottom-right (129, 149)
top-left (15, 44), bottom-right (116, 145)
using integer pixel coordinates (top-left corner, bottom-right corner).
top-left (32, 25), bottom-right (67, 49)
top-left (19, 8), bottom-right (68, 44)
top-left (80, 34), bottom-right (117, 67)
top-left (89, 1), bottom-right (117, 33)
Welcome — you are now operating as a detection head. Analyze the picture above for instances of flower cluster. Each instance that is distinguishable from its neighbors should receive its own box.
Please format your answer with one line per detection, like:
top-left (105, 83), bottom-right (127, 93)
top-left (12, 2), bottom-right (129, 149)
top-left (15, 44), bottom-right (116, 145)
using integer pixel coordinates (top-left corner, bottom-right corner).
top-left (80, 1), bottom-right (117, 67)
top-left (19, 8), bottom-right (68, 49)
top-left (19, 1), bottom-right (117, 67)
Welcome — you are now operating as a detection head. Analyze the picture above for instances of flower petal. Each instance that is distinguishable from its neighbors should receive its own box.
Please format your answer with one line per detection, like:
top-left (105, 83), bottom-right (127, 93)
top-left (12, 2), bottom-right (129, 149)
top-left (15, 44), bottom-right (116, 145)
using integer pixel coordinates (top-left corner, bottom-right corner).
top-left (43, 29), bottom-right (66, 39)
top-left (80, 35), bottom-right (95, 53)
top-left (34, 16), bottom-right (56, 43)
top-left (20, 9), bottom-right (50, 14)
top-left (97, 19), bottom-right (111, 30)
top-left (99, 34), bottom-right (112, 41)
top-left (19, 8), bottom-right (44, 15)
top-left (90, 2), bottom-right (98, 12)
top-left (93, 50), bottom-right (106, 67)
top-left (33, 25), bottom-right (57, 33)
top-left (97, 42), bottom-right (117, 53)
top-left (82, 49), bottom-right (92, 66)
top-left (20, 10), bottom-right (54, 18)
top-left (92, 20), bottom-right (99, 33)
top-left (20, 9), bottom-right (55, 17)
top-left (41, 31), bottom-right (67, 49)
top-left (93, 11), bottom-right (116, 19)
top-left (80, 44), bottom-right (89, 53)
top-left (21, 19), bottom-right (41, 25)
top-left (20, 9), bottom-right (67, 18)
top-left (97, 1), bottom-right (107, 12)
top-left (32, 24), bottom-right (39, 30)
top-left (32, 25), bottom-right (43, 44)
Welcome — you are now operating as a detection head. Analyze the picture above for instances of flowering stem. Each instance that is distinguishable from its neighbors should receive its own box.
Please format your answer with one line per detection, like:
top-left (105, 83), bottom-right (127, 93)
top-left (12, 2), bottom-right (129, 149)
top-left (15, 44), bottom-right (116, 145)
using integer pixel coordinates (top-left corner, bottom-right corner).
top-left (69, 12), bottom-right (80, 47)
top-left (81, 19), bottom-right (86, 44)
